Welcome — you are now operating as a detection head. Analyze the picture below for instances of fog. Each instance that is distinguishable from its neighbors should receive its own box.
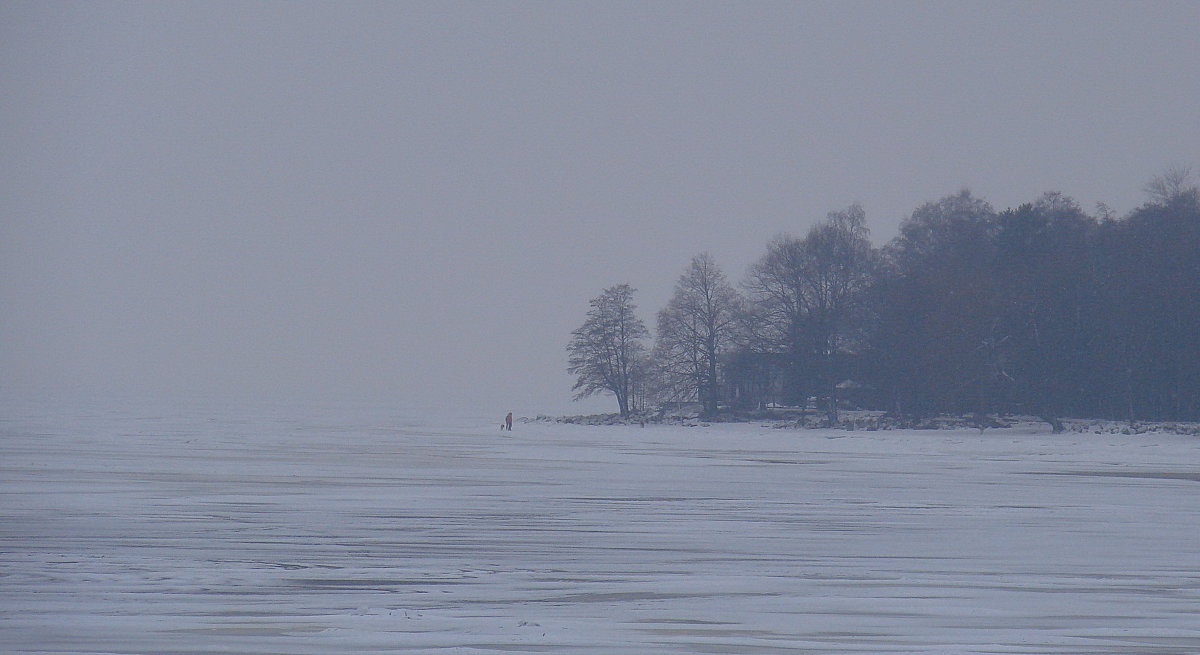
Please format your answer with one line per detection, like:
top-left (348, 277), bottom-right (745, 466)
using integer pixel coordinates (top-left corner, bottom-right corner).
top-left (3, 2), bottom-right (1198, 415)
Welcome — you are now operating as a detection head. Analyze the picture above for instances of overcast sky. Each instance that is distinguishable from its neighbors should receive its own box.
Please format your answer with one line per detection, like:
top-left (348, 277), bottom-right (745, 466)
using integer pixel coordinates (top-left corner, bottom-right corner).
top-left (3, 1), bottom-right (1198, 415)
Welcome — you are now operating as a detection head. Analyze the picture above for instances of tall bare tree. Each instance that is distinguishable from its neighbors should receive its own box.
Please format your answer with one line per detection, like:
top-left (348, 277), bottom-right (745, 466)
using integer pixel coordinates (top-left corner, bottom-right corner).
top-left (654, 254), bottom-right (744, 418)
top-left (743, 204), bottom-right (877, 419)
top-left (567, 284), bottom-right (649, 417)
top-left (1143, 164), bottom-right (1198, 207)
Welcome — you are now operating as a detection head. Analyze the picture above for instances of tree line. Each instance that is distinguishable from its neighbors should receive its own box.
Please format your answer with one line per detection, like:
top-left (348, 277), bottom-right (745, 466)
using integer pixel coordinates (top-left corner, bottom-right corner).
top-left (568, 168), bottom-right (1200, 427)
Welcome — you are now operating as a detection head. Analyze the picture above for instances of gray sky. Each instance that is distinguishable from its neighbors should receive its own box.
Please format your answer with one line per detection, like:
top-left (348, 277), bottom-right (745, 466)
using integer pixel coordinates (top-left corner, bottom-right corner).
top-left (3, 1), bottom-right (1198, 415)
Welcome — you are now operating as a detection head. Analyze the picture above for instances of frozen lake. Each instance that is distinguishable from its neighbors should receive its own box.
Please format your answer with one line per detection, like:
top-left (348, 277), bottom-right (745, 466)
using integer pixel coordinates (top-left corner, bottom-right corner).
top-left (3, 398), bottom-right (1199, 653)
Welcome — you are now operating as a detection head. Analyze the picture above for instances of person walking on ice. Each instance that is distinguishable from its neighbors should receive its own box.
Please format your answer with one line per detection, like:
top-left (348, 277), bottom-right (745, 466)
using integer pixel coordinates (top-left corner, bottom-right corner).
top-left (505, 412), bottom-right (513, 431)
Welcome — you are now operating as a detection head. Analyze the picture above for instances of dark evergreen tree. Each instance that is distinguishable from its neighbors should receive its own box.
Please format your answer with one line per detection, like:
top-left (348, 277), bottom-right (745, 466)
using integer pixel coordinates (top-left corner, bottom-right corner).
top-left (871, 190), bottom-right (997, 416)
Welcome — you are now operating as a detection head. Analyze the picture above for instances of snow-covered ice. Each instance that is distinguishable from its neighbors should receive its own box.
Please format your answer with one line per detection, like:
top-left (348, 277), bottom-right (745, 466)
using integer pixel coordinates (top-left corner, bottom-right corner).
top-left (3, 397), bottom-right (1199, 653)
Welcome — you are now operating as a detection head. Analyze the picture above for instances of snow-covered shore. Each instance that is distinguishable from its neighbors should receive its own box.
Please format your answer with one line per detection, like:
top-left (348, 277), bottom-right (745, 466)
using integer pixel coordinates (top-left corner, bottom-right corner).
top-left (3, 399), bottom-right (1199, 653)
top-left (545, 408), bottom-right (1200, 436)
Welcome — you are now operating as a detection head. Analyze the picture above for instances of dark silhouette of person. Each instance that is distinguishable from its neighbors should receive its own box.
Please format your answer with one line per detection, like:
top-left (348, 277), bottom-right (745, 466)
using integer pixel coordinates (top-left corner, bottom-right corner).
top-left (505, 412), bottom-right (513, 431)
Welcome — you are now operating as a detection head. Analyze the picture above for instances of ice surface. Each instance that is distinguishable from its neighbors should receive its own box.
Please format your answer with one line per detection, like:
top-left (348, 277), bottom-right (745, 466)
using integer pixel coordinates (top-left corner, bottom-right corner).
top-left (2, 397), bottom-right (1199, 653)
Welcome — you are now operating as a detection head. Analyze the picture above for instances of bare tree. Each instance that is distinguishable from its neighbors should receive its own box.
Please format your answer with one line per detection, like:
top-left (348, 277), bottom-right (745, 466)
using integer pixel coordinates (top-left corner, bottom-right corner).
top-left (567, 284), bottom-right (649, 417)
top-left (742, 231), bottom-right (818, 409)
top-left (654, 253), bottom-right (744, 418)
top-left (1143, 164), bottom-right (1198, 206)
top-left (743, 204), bottom-right (877, 419)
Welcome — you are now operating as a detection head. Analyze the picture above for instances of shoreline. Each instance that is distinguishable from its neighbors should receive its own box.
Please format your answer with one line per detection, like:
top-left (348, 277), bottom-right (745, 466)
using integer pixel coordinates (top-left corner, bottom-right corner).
top-left (536, 409), bottom-right (1200, 436)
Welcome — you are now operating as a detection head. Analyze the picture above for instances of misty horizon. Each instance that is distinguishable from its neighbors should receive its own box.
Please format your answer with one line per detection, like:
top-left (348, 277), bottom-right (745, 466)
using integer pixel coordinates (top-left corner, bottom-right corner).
top-left (3, 2), bottom-right (1198, 414)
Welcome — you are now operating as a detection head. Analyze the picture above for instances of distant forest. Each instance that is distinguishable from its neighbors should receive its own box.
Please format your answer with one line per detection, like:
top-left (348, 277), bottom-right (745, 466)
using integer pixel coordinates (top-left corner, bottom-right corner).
top-left (568, 168), bottom-right (1200, 426)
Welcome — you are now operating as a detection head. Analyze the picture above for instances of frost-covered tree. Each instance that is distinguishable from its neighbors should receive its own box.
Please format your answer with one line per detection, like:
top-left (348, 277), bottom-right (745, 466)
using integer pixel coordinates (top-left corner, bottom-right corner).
top-left (654, 254), bottom-right (744, 418)
top-left (567, 284), bottom-right (649, 417)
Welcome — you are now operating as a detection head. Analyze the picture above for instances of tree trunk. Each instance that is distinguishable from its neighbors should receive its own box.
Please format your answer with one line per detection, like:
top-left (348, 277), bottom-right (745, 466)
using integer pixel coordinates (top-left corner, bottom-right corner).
top-left (616, 389), bottom-right (629, 417)
top-left (1040, 414), bottom-right (1065, 433)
